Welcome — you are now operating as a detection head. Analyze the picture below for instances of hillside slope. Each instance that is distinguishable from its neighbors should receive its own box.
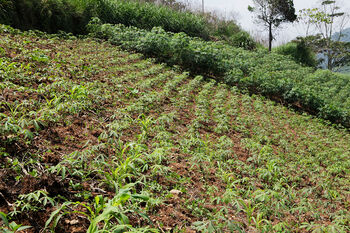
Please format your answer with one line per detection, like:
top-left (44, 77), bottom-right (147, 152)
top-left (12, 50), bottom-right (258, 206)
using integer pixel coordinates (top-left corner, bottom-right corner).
top-left (88, 21), bottom-right (350, 128)
top-left (0, 27), bottom-right (350, 232)
top-left (333, 27), bottom-right (350, 42)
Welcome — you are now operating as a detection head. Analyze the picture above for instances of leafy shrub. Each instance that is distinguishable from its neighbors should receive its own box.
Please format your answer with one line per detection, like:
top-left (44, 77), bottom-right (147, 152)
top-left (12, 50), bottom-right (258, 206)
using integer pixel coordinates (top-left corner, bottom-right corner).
top-left (0, 0), bottom-right (87, 33)
top-left (88, 19), bottom-right (350, 127)
top-left (0, 0), bottom-right (14, 25)
top-left (0, 0), bottom-right (255, 46)
top-left (228, 31), bottom-right (256, 50)
top-left (274, 40), bottom-right (318, 67)
top-left (210, 19), bottom-right (240, 38)
top-left (87, 18), bottom-right (232, 75)
top-left (0, 0), bottom-right (210, 38)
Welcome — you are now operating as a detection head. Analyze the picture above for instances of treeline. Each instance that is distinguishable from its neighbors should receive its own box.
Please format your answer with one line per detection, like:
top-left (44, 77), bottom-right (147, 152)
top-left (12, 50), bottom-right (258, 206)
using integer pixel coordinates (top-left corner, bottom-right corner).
top-left (0, 0), bottom-right (85, 33)
top-left (88, 19), bottom-right (350, 128)
top-left (0, 0), bottom-right (247, 42)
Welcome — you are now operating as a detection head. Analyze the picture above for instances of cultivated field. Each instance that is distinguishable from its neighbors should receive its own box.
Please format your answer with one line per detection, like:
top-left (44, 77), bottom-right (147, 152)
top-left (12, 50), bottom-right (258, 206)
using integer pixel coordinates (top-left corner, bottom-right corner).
top-left (0, 27), bottom-right (350, 232)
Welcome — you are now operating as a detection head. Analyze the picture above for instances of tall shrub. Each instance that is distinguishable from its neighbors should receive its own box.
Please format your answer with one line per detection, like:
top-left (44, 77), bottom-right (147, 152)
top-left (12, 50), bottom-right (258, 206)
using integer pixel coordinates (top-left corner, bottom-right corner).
top-left (274, 40), bottom-right (318, 67)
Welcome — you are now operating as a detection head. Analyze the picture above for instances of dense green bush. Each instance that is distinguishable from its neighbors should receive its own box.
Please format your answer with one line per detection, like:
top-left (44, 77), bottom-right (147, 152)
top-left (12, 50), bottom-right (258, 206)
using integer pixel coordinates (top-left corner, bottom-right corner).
top-left (274, 40), bottom-right (318, 67)
top-left (88, 18), bottom-right (350, 127)
top-left (210, 19), bottom-right (240, 38)
top-left (0, 0), bottom-right (13, 25)
top-left (228, 31), bottom-right (256, 50)
top-left (0, 0), bottom-right (86, 33)
top-left (0, 0), bottom-right (210, 38)
top-left (101, 0), bottom-right (209, 38)
top-left (0, 0), bottom-right (257, 48)
top-left (87, 18), bottom-right (234, 75)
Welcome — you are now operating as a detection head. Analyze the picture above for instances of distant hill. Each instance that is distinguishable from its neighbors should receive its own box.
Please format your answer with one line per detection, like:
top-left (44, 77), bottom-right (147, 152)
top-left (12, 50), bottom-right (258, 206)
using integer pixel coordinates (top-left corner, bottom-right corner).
top-left (340, 28), bottom-right (350, 73)
top-left (337, 28), bottom-right (350, 74)
top-left (333, 27), bottom-right (350, 42)
top-left (324, 27), bottom-right (350, 73)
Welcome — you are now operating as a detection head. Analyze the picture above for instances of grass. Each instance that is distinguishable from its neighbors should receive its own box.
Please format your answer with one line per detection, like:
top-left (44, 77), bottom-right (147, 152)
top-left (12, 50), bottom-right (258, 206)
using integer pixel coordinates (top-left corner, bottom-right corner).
top-left (0, 26), bottom-right (349, 232)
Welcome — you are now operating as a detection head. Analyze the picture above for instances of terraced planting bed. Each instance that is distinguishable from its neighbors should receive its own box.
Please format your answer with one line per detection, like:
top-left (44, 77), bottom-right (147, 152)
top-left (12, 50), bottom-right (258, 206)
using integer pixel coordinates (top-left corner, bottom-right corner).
top-left (0, 28), bottom-right (350, 232)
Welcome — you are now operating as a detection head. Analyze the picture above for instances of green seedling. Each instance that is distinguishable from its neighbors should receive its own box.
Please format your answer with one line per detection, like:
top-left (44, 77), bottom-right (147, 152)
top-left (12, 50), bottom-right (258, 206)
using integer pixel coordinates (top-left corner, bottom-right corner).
top-left (0, 212), bottom-right (32, 233)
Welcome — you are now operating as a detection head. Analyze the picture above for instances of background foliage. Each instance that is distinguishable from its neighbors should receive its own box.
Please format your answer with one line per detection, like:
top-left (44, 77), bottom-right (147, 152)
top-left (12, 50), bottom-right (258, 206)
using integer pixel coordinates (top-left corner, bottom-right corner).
top-left (0, 0), bottom-right (254, 44)
top-left (274, 39), bottom-right (318, 67)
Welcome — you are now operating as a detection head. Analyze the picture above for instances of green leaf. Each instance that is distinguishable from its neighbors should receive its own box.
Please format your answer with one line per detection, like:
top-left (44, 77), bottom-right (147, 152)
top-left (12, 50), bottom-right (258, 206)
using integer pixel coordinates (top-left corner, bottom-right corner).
top-left (95, 195), bottom-right (100, 206)
top-left (0, 212), bottom-right (9, 227)
top-left (9, 222), bottom-right (19, 231)
top-left (119, 193), bottom-right (131, 204)
top-left (92, 206), bottom-right (119, 224)
top-left (45, 203), bottom-right (70, 229)
top-left (119, 213), bottom-right (129, 225)
top-left (131, 194), bottom-right (149, 201)
top-left (23, 129), bottom-right (34, 140)
top-left (16, 225), bottom-right (32, 232)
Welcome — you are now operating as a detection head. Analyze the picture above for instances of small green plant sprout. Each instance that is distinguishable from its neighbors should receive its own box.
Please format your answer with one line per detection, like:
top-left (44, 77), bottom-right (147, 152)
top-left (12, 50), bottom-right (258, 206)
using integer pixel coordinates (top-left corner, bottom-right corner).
top-left (0, 212), bottom-right (32, 233)
top-left (251, 212), bottom-right (269, 231)
top-left (126, 87), bottom-right (139, 98)
top-left (45, 186), bottom-right (151, 232)
top-left (137, 114), bottom-right (153, 142)
top-left (43, 94), bottom-right (61, 108)
top-left (0, 46), bottom-right (5, 56)
top-left (1, 102), bottom-right (33, 141)
top-left (10, 190), bottom-right (55, 216)
top-left (104, 143), bottom-right (148, 191)
top-left (257, 160), bottom-right (281, 184)
top-left (236, 199), bottom-right (260, 226)
top-left (138, 114), bottom-right (153, 133)
top-left (5, 102), bottom-right (24, 118)
top-left (30, 52), bottom-right (50, 64)
top-left (192, 220), bottom-right (218, 233)
top-left (68, 85), bottom-right (88, 100)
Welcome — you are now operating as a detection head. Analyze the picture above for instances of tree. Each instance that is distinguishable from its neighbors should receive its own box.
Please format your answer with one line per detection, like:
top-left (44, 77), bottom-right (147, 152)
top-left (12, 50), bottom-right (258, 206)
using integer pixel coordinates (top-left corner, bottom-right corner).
top-left (248, 0), bottom-right (297, 51)
top-left (140, 0), bottom-right (190, 12)
top-left (299, 0), bottom-right (350, 71)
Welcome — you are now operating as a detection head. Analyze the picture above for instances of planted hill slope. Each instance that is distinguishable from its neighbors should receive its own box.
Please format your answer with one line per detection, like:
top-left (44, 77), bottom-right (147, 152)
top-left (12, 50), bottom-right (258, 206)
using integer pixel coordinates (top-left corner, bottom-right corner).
top-left (0, 26), bottom-right (350, 232)
top-left (88, 20), bottom-right (350, 128)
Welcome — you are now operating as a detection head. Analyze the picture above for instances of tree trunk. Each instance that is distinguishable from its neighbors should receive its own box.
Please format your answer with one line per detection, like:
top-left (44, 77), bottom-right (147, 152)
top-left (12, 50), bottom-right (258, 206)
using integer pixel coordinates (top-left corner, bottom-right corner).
top-left (327, 49), bottom-right (333, 71)
top-left (268, 22), bottom-right (272, 52)
top-left (326, 38), bottom-right (333, 71)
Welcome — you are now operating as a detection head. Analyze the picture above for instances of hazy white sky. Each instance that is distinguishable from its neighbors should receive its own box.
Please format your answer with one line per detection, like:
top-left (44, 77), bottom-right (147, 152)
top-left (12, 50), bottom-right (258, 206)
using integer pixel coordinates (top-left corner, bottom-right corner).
top-left (186, 0), bottom-right (350, 44)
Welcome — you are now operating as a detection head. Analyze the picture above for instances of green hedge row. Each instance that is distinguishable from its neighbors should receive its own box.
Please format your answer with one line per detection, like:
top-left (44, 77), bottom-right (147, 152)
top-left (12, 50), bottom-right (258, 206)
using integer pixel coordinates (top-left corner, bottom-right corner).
top-left (87, 18), bottom-right (350, 128)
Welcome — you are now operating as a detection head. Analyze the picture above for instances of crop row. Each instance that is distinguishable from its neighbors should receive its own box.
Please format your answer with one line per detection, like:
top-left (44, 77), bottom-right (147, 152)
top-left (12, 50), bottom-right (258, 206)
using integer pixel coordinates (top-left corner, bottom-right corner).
top-left (87, 19), bottom-right (350, 128)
